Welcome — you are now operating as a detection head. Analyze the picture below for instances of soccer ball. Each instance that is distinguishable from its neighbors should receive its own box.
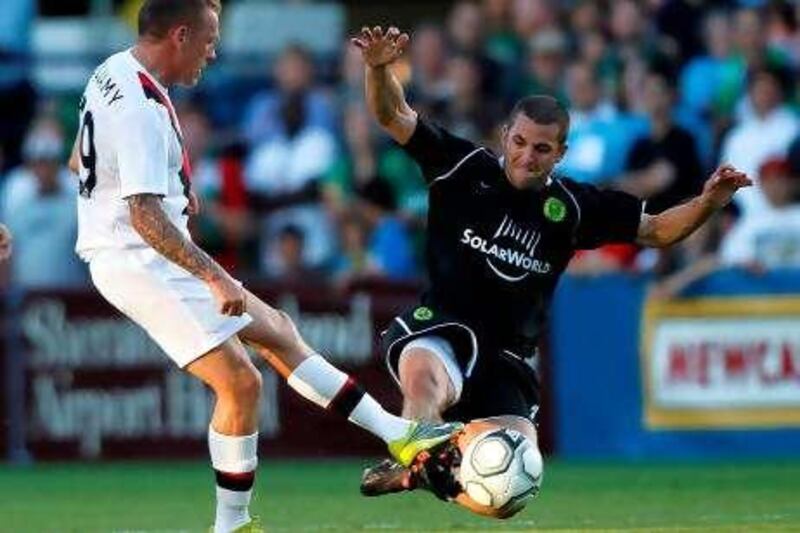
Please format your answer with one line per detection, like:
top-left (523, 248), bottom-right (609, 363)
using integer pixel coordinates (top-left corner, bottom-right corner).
top-left (457, 428), bottom-right (543, 516)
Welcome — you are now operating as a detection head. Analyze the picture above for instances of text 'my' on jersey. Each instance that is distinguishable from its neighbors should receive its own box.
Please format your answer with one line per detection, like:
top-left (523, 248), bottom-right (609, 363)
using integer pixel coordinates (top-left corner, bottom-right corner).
top-left (402, 119), bottom-right (643, 350)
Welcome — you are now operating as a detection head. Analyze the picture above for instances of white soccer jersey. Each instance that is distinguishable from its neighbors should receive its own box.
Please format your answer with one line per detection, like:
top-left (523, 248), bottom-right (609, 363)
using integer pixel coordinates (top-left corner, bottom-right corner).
top-left (75, 49), bottom-right (191, 262)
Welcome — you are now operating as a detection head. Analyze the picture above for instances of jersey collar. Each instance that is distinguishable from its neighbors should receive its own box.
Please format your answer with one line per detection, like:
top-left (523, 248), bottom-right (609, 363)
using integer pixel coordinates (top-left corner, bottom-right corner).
top-left (126, 48), bottom-right (169, 95)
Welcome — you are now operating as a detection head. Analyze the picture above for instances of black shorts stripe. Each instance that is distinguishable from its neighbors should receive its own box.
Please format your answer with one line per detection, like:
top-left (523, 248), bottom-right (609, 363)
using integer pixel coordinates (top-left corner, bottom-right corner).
top-left (329, 377), bottom-right (365, 418)
top-left (215, 470), bottom-right (256, 492)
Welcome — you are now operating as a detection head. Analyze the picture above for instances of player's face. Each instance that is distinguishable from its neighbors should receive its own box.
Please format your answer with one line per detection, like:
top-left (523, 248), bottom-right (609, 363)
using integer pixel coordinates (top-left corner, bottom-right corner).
top-left (501, 114), bottom-right (566, 190)
top-left (175, 8), bottom-right (219, 86)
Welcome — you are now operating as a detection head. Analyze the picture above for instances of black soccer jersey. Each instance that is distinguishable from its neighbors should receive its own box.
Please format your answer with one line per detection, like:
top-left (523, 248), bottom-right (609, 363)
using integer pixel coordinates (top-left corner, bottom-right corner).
top-left (402, 119), bottom-right (643, 352)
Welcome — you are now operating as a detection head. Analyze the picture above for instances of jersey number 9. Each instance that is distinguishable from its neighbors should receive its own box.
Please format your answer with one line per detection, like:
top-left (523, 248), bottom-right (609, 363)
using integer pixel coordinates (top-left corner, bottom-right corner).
top-left (78, 109), bottom-right (97, 198)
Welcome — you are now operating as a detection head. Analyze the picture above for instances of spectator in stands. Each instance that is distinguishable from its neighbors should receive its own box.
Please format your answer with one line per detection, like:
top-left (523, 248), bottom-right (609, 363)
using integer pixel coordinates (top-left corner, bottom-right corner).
top-left (323, 104), bottom-right (427, 230)
top-left (331, 214), bottom-right (369, 283)
top-left (245, 90), bottom-right (337, 276)
top-left (179, 103), bottom-right (254, 274)
top-left (720, 156), bottom-right (800, 270)
top-left (765, 1), bottom-right (800, 66)
top-left (558, 61), bottom-right (628, 185)
top-left (608, 0), bottom-right (658, 65)
top-left (407, 24), bottom-right (449, 110)
top-left (616, 66), bottom-right (703, 215)
top-left (241, 43), bottom-right (335, 146)
top-left (569, 0), bottom-right (601, 36)
top-left (445, 1), bottom-right (502, 100)
top-left (337, 37), bottom-right (367, 108)
top-left (719, 65), bottom-right (799, 219)
top-left (652, 0), bottom-right (706, 65)
top-left (679, 10), bottom-right (738, 123)
top-left (511, 0), bottom-right (557, 43)
top-left (575, 30), bottom-right (620, 100)
top-left (268, 224), bottom-right (322, 283)
top-left (516, 28), bottom-right (568, 104)
top-left (482, 0), bottom-right (522, 69)
top-left (0, 118), bottom-right (86, 289)
top-left (730, 7), bottom-right (793, 121)
top-left (353, 178), bottom-right (418, 281)
top-left (434, 53), bottom-right (500, 143)
top-left (0, 0), bottom-right (36, 173)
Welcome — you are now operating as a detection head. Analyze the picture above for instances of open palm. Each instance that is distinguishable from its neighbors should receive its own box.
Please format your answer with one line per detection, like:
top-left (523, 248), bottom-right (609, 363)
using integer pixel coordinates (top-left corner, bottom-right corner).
top-left (351, 26), bottom-right (409, 67)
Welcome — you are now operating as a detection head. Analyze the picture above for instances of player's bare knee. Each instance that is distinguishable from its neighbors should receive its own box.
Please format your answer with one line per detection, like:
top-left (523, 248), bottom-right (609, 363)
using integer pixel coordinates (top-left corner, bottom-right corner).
top-left (231, 366), bottom-right (262, 406)
top-left (399, 352), bottom-right (450, 406)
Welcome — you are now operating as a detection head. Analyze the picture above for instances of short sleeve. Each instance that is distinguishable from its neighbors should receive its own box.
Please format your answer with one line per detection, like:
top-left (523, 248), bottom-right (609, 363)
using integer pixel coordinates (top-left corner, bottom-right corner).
top-left (562, 180), bottom-right (643, 249)
top-left (401, 118), bottom-right (482, 184)
top-left (115, 103), bottom-right (170, 199)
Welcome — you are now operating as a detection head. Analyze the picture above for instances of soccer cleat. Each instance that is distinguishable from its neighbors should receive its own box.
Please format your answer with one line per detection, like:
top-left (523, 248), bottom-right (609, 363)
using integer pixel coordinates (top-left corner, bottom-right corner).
top-left (362, 441), bottom-right (464, 500)
top-left (387, 420), bottom-right (464, 467)
top-left (209, 517), bottom-right (264, 533)
top-left (232, 517), bottom-right (264, 533)
top-left (360, 458), bottom-right (416, 496)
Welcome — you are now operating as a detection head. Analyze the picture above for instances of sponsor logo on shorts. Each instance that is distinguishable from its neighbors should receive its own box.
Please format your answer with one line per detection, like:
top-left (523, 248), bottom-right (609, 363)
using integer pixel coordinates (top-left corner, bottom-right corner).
top-left (543, 197), bottom-right (566, 222)
top-left (413, 307), bottom-right (434, 321)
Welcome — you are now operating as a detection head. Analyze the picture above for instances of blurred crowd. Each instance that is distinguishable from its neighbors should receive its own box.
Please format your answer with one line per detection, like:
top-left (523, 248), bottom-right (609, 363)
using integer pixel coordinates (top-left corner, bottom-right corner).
top-left (1, 0), bottom-right (800, 298)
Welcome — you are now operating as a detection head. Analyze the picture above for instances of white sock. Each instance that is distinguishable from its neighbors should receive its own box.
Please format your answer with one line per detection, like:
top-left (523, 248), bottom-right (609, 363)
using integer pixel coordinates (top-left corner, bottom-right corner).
top-left (208, 426), bottom-right (258, 533)
top-left (287, 354), bottom-right (412, 442)
top-left (349, 392), bottom-right (412, 442)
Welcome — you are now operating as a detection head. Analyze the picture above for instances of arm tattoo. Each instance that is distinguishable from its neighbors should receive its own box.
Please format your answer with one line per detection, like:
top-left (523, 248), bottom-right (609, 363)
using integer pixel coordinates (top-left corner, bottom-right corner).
top-left (366, 65), bottom-right (404, 125)
top-left (128, 194), bottom-right (223, 282)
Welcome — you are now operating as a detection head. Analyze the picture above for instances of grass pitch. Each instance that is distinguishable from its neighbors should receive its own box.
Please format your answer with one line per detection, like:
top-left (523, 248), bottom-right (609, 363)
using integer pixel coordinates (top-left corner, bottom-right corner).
top-left (1, 459), bottom-right (799, 532)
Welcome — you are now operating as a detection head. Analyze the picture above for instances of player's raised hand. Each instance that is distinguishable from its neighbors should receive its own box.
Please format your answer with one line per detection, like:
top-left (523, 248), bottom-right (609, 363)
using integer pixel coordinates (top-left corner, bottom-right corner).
top-left (702, 164), bottom-right (753, 209)
top-left (208, 273), bottom-right (246, 316)
top-left (0, 223), bottom-right (12, 262)
top-left (351, 25), bottom-right (409, 67)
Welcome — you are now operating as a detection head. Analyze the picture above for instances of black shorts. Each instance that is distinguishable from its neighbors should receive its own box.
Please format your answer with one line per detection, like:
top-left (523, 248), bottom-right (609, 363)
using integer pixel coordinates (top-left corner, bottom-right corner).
top-left (380, 305), bottom-right (540, 423)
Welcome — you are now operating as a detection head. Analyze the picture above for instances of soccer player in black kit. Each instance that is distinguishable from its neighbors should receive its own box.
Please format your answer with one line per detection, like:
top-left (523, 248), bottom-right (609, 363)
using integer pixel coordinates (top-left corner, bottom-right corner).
top-left (352, 26), bottom-right (752, 510)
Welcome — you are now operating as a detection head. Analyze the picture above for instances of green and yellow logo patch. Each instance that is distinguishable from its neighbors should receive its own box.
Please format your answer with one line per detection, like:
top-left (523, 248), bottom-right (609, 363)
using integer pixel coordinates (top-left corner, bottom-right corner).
top-left (413, 307), bottom-right (434, 321)
top-left (544, 197), bottom-right (567, 222)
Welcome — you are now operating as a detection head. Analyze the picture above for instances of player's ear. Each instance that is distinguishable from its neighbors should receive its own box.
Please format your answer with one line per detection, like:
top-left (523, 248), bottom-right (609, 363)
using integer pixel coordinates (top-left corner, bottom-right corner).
top-left (556, 142), bottom-right (568, 162)
top-left (169, 25), bottom-right (189, 46)
top-left (500, 124), bottom-right (509, 145)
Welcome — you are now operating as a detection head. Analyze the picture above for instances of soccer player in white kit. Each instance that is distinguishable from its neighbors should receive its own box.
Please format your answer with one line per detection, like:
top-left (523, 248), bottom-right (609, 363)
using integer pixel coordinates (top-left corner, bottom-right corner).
top-left (69, 2), bottom-right (460, 531)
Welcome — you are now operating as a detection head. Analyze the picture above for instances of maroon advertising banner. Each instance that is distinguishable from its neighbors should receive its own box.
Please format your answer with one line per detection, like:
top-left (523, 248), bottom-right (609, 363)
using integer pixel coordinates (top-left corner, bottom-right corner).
top-left (2, 282), bottom-right (419, 460)
top-left (2, 281), bottom-right (552, 461)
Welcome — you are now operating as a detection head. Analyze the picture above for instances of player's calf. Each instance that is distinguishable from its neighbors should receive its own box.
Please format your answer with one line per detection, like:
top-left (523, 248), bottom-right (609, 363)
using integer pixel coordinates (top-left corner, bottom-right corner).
top-left (398, 348), bottom-right (456, 422)
top-left (238, 291), bottom-right (462, 465)
top-left (187, 339), bottom-right (263, 533)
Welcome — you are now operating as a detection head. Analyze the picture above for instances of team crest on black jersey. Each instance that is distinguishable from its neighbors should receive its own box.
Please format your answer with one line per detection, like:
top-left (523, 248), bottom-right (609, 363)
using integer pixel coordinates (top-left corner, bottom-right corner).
top-left (460, 215), bottom-right (551, 282)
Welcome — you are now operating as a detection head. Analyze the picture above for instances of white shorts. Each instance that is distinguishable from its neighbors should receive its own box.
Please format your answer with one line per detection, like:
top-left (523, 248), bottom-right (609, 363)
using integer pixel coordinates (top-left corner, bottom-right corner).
top-left (89, 247), bottom-right (252, 367)
top-left (399, 336), bottom-right (464, 401)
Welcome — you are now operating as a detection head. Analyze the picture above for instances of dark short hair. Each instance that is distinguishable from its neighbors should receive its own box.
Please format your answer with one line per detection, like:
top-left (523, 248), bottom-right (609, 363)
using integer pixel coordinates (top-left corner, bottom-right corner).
top-left (508, 95), bottom-right (570, 144)
top-left (138, 0), bottom-right (221, 38)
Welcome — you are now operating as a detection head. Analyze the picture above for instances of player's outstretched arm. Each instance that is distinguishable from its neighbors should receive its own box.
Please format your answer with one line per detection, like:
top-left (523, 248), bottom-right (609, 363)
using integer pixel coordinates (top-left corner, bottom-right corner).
top-left (636, 164), bottom-right (752, 248)
top-left (128, 193), bottom-right (245, 316)
top-left (352, 25), bottom-right (417, 144)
